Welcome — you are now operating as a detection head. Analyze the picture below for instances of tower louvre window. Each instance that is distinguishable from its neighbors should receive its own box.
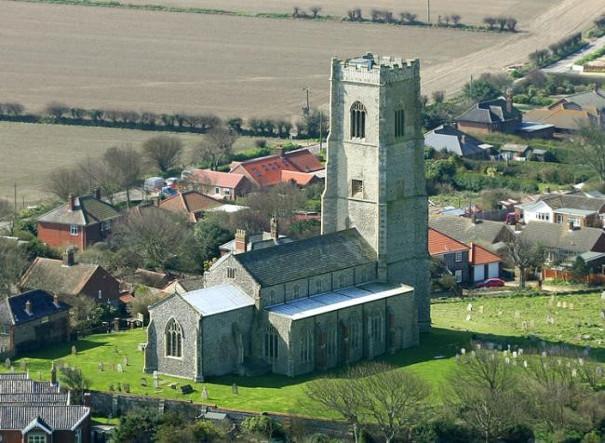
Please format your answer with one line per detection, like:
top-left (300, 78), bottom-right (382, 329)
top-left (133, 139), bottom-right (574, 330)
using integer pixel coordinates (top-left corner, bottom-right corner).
top-left (351, 179), bottom-right (364, 199)
top-left (350, 101), bottom-right (367, 139)
top-left (395, 109), bottom-right (405, 137)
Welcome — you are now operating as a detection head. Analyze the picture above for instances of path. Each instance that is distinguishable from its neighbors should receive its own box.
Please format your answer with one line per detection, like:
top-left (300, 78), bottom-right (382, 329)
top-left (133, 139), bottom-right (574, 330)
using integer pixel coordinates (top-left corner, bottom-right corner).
top-left (422, 0), bottom-right (605, 96)
top-left (543, 35), bottom-right (605, 74)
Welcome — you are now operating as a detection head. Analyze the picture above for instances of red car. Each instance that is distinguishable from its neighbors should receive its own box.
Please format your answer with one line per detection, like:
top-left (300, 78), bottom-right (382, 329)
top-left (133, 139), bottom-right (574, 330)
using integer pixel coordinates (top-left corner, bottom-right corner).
top-left (476, 278), bottom-right (505, 288)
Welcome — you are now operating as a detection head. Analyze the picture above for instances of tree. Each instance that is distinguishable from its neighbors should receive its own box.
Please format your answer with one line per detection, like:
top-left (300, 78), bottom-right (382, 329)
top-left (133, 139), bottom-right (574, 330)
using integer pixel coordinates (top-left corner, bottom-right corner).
top-left (359, 364), bottom-right (431, 443)
top-left (243, 182), bottom-right (307, 221)
top-left (571, 256), bottom-right (590, 282)
top-left (114, 408), bottom-right (163, 443)
top-left (449, 350), bottom-right (526, 442)
top-left (310, 6), bottom-right (321, 18)
top-left (496, 16), bottom-right (507, 31)
top-left (45, 167), bottom-right (90, 200)
top-left (59, 366), bottom-right (90, 404)
top-left (142, 135), bottom-right (183, 174)
top-left (483, 17), bottom-right (496, 29)
top-left (506, 17), bottom-right (518, 32)
top-left (193, 125), bottom-right (237, 170)
top-left (576, 122), bottom-right (605, 183)
top-left (451, 14), bottom-right (462, 26)
top-left (194, 218), bottom-right (233, 262)
top-left (102, 145), bottom-right (143, 206)
top-left (0, 238), bottom-right (27, 296)
top-left (127, 286), bottom-right (166, 323)
top-left (44, 101), bottom-right (69, 120)
top-left (112, 209), bottom-right (194, 271)
top-left (0, 198), bottom-right (11, 221)
top-left (463, 78), bottom-right (501, 102)
top-left (506, 235), bottom-right (546, 288)
top-left (432, 90), bottom-right (446, 104)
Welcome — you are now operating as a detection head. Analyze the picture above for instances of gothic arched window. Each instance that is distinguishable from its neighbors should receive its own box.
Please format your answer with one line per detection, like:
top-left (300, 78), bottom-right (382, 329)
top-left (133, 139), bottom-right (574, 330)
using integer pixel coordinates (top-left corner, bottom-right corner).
top-left (394, 109), bottom-right (405, 138)
top-left (165, 318), bottom-right (183, 358)
top-left (350, 102), bottom-right (367, 139)
top-left (264, 325), bottom-right (279, 360)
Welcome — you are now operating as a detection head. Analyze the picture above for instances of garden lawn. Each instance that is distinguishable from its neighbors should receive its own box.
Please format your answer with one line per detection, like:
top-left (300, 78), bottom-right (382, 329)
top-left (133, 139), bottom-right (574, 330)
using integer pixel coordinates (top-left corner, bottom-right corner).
top-left (4, 293), bottom-right (603, 417)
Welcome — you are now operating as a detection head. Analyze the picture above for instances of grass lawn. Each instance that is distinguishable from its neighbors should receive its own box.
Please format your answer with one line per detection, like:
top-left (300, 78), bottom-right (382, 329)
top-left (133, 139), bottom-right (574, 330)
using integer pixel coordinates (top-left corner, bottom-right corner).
top-left (5, 293), bottom-right (604, 417)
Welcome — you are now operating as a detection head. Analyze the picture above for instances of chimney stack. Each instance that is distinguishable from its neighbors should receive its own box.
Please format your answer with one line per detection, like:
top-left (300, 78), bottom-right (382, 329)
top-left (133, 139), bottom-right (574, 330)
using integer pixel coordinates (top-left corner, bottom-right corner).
top-left (25, 300), bottom-right (32, 316)
top-left (63, 248), bottom-right (75, 267)
top-left (68, 194), bottom-right (76, 211)
top-left (505, 89), bottom-right (513, 114)
top-left (53, 294), bottom-right (60, 308)
top-left (234, 229), bottom-right (248, 254)
top-left (270, 216), bottom-right (279, 241)
top-left (83, 392), bottom-right (92, 407)
top-left (94, 187), bottom-right (101, 200)
top-left (276, 147), bottom-right (285, 157)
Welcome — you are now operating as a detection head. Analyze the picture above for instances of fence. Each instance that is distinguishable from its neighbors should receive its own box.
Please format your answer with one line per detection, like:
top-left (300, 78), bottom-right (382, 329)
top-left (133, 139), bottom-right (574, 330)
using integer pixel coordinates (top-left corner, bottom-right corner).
top-left (542, 268), bottom-right (605, 285)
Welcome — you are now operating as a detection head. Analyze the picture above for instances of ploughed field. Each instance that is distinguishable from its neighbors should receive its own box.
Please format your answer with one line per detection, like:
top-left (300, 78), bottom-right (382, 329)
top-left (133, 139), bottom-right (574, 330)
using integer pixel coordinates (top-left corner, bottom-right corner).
top-left (4, 293), bottom-right (603, 417)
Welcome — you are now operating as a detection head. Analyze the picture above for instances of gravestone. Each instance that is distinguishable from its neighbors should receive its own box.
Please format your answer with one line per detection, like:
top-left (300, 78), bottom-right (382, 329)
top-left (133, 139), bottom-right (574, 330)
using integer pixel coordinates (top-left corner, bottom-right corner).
top-left (123, 357), bottom-right (129, 367)
top-left (71, 345), bottom-right (77, 356)
top-left (202, 387), bottom-right (209, 400)
top-left (4, 358), bottom-right (10, 369)
top-left (117, 363), bottom-right (123, 373)
top-left (478, 305), bottom-right (484, 314)
top-left (181, 384), bottom-right (194, 394)
top-left (467, 303), bottom-right (473, 312)
top-left (232, 383), bottom-right (238, 395)
top-left (465, 314), bottom-right (472, 321)
top-left (98, 362), bottom-right (104, 372)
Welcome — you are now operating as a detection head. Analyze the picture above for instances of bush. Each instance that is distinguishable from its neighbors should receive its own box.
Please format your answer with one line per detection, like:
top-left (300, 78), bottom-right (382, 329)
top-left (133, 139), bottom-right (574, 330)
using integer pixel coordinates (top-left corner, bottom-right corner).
top-left (241, 415), bottom-right (283, 439)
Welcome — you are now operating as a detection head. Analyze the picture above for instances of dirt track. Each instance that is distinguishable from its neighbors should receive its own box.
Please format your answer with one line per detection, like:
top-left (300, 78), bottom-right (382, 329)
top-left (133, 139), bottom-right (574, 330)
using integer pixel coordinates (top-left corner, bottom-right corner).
top-left (423, 0), bottom-right (605, 96)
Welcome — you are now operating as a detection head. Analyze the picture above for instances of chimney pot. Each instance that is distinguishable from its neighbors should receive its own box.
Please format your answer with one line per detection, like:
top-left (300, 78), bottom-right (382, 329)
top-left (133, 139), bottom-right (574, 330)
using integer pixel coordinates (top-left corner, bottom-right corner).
top-left (234, 229), bottom-right (248, 254)
top-left (68, 194), bottom-right (76, 211)
top-left (25, 300), bottom-right (32, 316)
top-left (270, 216), bottom-right (279, 241)
top-left (53, 294), bottom-right (60, 308)
top-left (94, 188), bottom-right (101, 200)
top-left (505, 89), bottom-right (513, 114)
top-left (50, 361), bottom-right (57, 386)
top-left (83, 392), bottom-right (92, 407)
top-left (63, 248), bottom-right (75, 266)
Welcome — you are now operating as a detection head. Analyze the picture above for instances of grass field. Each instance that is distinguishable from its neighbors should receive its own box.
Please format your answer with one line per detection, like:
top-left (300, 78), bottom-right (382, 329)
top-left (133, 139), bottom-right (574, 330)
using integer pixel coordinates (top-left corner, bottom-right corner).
top-left (0, 121), bottom-right (288, 203)
top-left (6, 293), bottom-right (603, 417)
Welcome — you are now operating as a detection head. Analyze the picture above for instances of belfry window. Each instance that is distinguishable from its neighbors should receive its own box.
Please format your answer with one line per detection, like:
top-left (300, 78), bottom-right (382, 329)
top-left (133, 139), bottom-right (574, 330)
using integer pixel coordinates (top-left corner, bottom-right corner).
top-left (165, 319), bottom-right (183, 358)
top-left (350, 102), bottom-right (367, 139)
top-left (395, 109), bottom-right (405, 137)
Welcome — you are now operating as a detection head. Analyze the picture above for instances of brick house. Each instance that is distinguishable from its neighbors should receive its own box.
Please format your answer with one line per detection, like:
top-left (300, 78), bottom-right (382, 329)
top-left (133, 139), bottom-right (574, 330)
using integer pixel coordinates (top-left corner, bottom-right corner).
top-left (516, 193), bottom-right (605, 228)
top-left (230, 148), bottom-right (324, 188)
top-left (469, 243), bottom-right (502, 283)
top-left (0, 373), bottom-right (90, 443)
top-left (456, 96), bottom-right (522, 135)
top-left (158, 190), bottom-right (224, 222)
top-left (19, 252), bottom-right (121, 305)
top-left (0, 290), bottom-right (70, 358)
top-left (428, 228), bottom-right (470, 283)
top-left (182, 169), bottom-right (252, 201)
top-left (37, 191), bottom-right (120, 251)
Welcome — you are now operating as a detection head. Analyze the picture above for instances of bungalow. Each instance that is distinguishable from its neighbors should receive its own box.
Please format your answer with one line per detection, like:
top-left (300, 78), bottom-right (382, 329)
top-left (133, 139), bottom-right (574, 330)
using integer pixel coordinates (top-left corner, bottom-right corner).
top-left (424, 124), bottom-right (491, 159)
top-left (523, 100), bottom-right (601, 134)
top-left (429, 215), bottom-right (513, 254)
top-left (515, 193), bottom-right (605, 228)
top-left (0, 290), bottom-right (70, 357)
top-left (456, 95), bottom-right (522, 135)
top-left (159, 190), bottom-right (223, 222)
top-left (19, 251), bottom-right (121, 305)
top-left (230, 148), bottom-right (324, 188)
top-left (37, 191), bottom-right (120, 251)
top-left (182, 169), bottom-right (252, 201)
top-left (500, 143), bottom-right (532, 161)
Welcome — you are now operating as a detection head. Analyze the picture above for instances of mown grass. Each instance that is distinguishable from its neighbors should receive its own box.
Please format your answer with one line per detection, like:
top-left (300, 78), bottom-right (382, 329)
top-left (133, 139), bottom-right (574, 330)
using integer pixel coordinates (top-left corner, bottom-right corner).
top-left (5, 293), bottom-right (603, 417)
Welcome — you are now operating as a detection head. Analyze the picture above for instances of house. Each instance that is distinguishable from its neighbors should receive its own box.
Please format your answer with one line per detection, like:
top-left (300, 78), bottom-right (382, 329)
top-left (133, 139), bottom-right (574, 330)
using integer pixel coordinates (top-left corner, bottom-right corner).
top-left (0, 290), bottom-right (70, 357)
top-left (144, 53), bottom-right (430, 380)
top-left (182, 169), bottom-right (252, 201)
top-left (500, 143), bottom-right (532, 161)
top-left (424, 124), bottom-right (491, 159)
top-left (428, 228), bottom-right (470, 283)
top-left (230, 148), bottom-right (324, 188)
top-left (19, 251), bottom-right (121, 305)
top-left (429, 215), bottom-right (513, 254)
top-left (469, 243), bottom-right (502, 283)
top-left (521, 221), bottom-right (605, 263)
top-left (523, 99), bottom-right (602, 133)
top-left (37, 191), bottom-right (120, 251)
top-left (456, 95), bottom-right (522, 135)
top-left (515, 193), bottom-right (605, 228)
top-left (158, 190), bottom-right (223, 222)
top-left (162, 276), bottom-right (205, 296)
top-left (219, 218), bottom-right (293, 256)
top-left (0, 373), bottom-right (91, 443)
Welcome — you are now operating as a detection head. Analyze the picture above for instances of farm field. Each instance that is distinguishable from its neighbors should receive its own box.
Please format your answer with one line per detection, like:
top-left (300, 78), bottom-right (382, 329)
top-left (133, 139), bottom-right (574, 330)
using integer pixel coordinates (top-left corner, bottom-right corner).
top-left (116, 0), bottom-right (554, 27)
top-left (4, 293), bottom-right (603, 417)
top-left (0, 1), bottom-right (509, 119)
top-left (0, 121), bottom-right (283, 203)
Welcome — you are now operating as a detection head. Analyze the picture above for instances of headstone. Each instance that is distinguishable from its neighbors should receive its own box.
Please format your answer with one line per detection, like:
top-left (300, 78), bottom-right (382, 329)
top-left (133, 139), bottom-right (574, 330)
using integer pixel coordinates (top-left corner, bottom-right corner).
top-left (596, 366), bottom-right (603, 377)
top-left (571, 368), bottom-right (577, 377)
top-left (601, 291), bottom-right (605, 300)
top-left (232, 383), bottom-right (238, 395)
top-left (557, 301), bottom-right (562, 308)
top-left (123, 357), bottom-right (128, 367)
top-left (4, 358), bottom-right (10, 369)
top-left (600, 310), bottom-right (605, 320)
top-left (181, 384), bottom-right (194, 394)
top-left (478, 305), bottom-right (484, 314)
top-left (497, 310), bottom-right (503, 316)
top-left (512, 351), bottom-right (518, 359)
top-left (523, 360), bottom-right (528, 368)
top-left (71, 345), bottom-right (77, 356)
top-left (202, 387), bottom-right (209, 400)
top-left (505, 357), bottom-right (511, 365)
top-left (465, 314), bottom-right (472, 321)
top-left (116, 363), bottom-right (123, 373)
top-left (467, 303), bottom-right (473, 312)
top-left (19, 360), bottom-right (26, 370)
top-left (460, 348), bottom-right (466, 355)
top-left (140, 377), bottom-right (148, 387)
top-left (561, 301), bottom-right (568, 309)
top-left (578, 358), bottom-right (584, 366)
top-left (568, 303), bottom-right (574, 310)
top-left (98, 362), bottom-right (104, 372)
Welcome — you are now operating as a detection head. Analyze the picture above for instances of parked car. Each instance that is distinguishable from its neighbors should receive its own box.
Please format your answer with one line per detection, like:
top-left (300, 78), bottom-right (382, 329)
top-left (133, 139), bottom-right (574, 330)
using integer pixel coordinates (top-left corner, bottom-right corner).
top-left (476, 278), bottom-right (505, 288)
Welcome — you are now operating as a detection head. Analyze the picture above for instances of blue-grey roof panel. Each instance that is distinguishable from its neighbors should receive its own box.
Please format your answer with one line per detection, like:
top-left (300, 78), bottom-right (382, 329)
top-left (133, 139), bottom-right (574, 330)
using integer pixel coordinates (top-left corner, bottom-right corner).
top-left (182, 284), bottom-right (254, 316)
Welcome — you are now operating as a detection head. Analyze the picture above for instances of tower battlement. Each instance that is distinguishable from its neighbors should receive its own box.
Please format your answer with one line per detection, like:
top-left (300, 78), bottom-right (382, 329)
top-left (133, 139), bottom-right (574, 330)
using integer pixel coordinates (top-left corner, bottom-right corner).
top-left (332, 53), bottom-right (419, 85)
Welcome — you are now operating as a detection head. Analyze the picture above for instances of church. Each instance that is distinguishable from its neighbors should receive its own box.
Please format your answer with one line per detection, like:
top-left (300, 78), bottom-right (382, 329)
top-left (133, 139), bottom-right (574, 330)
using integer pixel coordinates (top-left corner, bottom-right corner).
top-left (144, 53), bottom-right (430, 380)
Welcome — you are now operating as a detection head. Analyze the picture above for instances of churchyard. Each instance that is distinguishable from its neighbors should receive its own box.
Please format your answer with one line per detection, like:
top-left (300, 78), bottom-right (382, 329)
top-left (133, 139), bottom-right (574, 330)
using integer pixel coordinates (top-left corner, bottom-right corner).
top-left (4, 292), bottom-right (603, 417)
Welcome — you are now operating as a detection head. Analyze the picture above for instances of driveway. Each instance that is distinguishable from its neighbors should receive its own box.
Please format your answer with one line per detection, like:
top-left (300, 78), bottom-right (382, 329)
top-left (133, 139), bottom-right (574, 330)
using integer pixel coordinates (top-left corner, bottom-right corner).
top-left (542, 35), bottom-right (605, 75)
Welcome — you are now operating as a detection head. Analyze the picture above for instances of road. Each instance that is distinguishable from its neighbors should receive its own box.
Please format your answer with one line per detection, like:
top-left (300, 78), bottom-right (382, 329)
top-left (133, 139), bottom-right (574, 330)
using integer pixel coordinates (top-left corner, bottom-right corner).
top-left (543, 35), bottom-right (605, 74)
top-left (422, 0), bottom-right (605, 97)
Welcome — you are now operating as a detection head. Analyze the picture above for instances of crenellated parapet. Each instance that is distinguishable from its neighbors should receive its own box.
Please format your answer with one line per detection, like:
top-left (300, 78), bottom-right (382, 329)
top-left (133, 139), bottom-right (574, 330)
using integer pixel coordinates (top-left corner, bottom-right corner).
top-left (331, 53), bottom-right (419, 85)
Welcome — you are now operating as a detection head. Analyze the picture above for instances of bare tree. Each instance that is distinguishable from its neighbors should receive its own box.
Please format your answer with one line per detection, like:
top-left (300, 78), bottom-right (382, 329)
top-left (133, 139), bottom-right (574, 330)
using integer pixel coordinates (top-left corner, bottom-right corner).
top-left (506, 235), bottom-right (546, 288)
top-left (193, 125), bottom-right (238, 170)
top-left (310, 6), bottom-right (321, 18)
top-left (45, 102), bottom-right (69, 120)
top-left (450, 349), bottom-right (526, 442)
top-left (483, 16), bottom-right (496, 30)
top-left (45, 167), bottom-right (90, 200)
top-left (0, 102), bottom-right (25, 116)
top-left (127, 286), bottom-right (165, 323)
top-left (142, 135), bottom-right (183, 174)
top-left (0, 238), bottom-right (27, 296)
top-left (451, 14), bottom-right (461, 26)
top-left (292, 6), bottom-right (300, 17)
top-left (103, 145), bottom-right (143, 206)
top-left (432, 90), bottom-right (446, 103)
top-left (576, 122), bottom-right (605, 183)
top-left (359, 364), bottom-right (431, 443)
top-left (0, 199), bottom-right (11, 221)
top-left (506, 17), bottom-right (518, 31)
top-left (496, 16), bottom-right (507, 31)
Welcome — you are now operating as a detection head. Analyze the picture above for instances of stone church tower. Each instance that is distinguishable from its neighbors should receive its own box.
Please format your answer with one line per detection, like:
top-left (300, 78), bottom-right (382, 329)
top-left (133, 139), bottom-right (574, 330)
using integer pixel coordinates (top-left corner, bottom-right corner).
top-left (321, 53), bottom-right (431, 330)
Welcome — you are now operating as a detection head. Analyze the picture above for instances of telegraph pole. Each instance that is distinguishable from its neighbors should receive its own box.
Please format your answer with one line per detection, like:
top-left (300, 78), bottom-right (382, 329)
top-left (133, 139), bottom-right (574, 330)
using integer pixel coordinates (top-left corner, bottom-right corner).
top-left (302, 88), bottom-right (310, 116)
top-left (427, 0), bottom-right (431, 24)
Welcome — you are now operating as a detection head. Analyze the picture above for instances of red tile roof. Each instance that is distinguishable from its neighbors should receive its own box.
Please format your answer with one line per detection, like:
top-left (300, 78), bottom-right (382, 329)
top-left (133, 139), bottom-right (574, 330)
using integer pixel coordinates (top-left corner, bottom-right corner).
top-left (189, 169), bottom-right (246, 189)
top-left (428, 228), bottom-right (469, 256)
top-left (159, 191), bottom-right (222, 218)
top-left (281, 170), bottom-right (318, 186)
top-left (469, 243), bottom-right (502, 265)
top-left (231, 149), bottom-right (324, 187)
